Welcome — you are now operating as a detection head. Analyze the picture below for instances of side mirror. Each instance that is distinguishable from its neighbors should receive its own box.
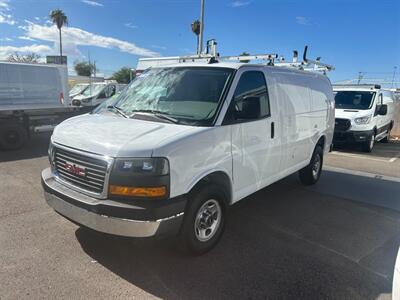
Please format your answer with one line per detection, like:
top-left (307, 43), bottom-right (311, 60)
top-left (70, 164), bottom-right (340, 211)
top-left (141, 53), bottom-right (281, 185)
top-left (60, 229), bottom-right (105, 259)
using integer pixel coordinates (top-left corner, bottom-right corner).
top-left (379, 104), bottom-right (387, 116)
top-left (235, 96), bottom-right (261, 120)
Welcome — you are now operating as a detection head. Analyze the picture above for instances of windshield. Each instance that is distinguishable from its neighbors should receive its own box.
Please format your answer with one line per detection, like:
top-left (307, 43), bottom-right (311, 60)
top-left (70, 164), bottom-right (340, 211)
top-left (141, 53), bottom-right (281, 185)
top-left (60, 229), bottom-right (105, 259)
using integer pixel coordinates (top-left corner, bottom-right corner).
top-left (113, 67), bottom-right (234, 125)
top-left (334, 91), bottom-right (375, 110)
top-left (69, 84), bottom-right (88, 95)
top-left (82, 84), bottom-right (106, 97)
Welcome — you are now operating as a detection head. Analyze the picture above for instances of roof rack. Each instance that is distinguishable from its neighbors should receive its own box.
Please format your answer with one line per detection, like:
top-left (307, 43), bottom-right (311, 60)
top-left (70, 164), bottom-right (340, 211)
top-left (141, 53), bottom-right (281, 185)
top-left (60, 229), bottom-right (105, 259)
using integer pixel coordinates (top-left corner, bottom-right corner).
top-left (137, 39), bottom-right (334, 74)
top-left (333, 84), bottom-right (381, 89)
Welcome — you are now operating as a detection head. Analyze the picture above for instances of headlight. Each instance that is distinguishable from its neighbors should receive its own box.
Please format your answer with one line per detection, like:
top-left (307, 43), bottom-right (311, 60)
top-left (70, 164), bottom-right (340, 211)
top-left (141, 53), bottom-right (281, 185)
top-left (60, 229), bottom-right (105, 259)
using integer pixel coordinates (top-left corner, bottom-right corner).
top-left (48, 142), bottom-right (55, 167)
top-left (81, 97), bottom-right (92, 103)
top-left (114, 157), bottom-right (169, 175)
top-left (109, 158), bottom-right (170, 198)
top-left (354, 115), bottom-right (372, 125)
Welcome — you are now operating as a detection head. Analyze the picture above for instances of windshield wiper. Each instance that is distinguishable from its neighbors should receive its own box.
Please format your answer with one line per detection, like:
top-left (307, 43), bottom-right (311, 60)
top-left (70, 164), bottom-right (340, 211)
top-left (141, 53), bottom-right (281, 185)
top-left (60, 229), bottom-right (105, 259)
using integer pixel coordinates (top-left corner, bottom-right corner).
top-left (107, 105), bottom-right (129, 118)
top-left (130, 109), bottom-right (179, 124)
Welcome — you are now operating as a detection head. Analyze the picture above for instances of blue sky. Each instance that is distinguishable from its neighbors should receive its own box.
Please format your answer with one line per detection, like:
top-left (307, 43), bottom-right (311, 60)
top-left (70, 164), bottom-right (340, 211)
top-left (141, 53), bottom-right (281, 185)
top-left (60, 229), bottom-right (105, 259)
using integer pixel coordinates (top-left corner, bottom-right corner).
top-left (0, 0), bottom-right (399, 83)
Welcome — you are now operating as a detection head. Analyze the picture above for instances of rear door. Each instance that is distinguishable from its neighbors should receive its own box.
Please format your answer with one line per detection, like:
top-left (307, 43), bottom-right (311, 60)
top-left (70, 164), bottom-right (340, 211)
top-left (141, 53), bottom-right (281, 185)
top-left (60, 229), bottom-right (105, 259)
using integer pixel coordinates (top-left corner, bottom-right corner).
top-left (223, 68), bottom-right (281, 201)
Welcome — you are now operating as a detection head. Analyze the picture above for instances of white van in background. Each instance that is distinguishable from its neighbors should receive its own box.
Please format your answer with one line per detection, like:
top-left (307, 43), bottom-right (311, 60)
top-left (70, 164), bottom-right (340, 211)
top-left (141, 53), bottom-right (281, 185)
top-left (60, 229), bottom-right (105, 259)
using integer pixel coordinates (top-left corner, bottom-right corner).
top-left (333, 84), bottom-right (395, 152)
top-left (42, 59), bottom-right (334, 254)
top-left (71, 82), bottom-right (126, 107)
top-left (69, 83), bottom-right (89, 99)
top-left (0, 62), bottom-right (82, 150)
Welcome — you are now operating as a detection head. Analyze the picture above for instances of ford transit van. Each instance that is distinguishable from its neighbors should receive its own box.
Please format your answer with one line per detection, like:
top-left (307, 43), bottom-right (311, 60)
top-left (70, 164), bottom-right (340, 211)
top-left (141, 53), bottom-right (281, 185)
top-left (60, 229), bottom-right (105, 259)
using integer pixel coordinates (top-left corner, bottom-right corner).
top-left (333, 85), bottom-right (395, 152)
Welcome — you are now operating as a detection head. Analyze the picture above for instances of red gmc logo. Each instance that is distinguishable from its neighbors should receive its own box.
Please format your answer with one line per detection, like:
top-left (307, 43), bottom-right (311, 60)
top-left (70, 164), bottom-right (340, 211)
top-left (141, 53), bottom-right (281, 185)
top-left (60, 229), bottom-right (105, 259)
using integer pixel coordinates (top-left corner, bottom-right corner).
top-left (64, 162), bottom-right (86, 177)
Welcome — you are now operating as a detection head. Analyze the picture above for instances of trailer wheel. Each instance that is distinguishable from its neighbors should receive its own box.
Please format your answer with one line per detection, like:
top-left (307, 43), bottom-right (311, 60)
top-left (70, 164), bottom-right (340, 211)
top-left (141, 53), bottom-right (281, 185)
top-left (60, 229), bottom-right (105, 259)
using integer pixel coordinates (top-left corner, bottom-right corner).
top-left (0, 124), bottom-right (28, 150)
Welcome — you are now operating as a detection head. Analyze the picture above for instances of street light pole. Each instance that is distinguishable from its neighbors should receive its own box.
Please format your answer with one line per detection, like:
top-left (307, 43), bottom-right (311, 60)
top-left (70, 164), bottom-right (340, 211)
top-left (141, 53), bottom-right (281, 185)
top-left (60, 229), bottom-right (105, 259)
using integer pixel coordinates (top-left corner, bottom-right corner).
top-left (198, 0), bottom-right (205, 56)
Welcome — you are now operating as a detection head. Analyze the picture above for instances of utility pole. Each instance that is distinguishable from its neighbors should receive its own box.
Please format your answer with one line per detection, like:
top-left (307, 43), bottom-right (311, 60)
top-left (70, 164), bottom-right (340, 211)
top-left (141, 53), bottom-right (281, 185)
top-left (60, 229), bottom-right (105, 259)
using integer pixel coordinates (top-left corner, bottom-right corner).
top-left (357, 72), bottom-right (364, 85)
top-left (198, 0), bottom-right (205, 56)
top-left (391, 66), bottom-right (397, 88)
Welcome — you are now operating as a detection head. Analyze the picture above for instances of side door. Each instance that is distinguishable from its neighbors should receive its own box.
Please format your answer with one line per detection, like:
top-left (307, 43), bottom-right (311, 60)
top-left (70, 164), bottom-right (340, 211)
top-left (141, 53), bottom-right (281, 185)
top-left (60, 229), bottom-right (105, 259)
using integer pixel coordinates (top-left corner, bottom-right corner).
top-left (222, 69), bottom-right (281, 202)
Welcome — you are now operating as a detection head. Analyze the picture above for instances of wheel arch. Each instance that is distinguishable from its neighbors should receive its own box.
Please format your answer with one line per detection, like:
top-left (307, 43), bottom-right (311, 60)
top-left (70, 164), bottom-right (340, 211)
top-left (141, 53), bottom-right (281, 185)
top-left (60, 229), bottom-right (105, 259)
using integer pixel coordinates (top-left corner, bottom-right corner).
top-left (188, 171), bottom-right (233, 205)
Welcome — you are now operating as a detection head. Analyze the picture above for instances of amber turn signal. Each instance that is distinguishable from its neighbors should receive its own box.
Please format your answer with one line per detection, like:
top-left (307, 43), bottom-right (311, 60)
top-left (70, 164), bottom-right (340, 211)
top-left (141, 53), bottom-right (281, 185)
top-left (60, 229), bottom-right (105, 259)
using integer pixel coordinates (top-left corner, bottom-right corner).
top-left (109, 185), bottom-right (167, 197)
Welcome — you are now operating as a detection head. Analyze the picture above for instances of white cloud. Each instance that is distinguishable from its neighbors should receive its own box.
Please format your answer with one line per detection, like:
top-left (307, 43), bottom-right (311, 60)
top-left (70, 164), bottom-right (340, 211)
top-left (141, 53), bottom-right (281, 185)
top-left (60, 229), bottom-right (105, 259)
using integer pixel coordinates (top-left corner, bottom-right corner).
top-left (18, 36), bottom-right (37, 41)
top-left (230, 1), bottom-right (251, 7)
top-left (82, 0), bottom-right (104, 7)
top-left (125, 22), bottom-right (138, 29)
top-left (0, 37), bottom-right (12, 41)
top-left (22, 21), bottom-right (159, 57)
top-left (296, 16), bottom-right (309, 25)
top-left (0, 44), bottom-right (52, 60)
top-left (0, 0), bottom-right (15, 25)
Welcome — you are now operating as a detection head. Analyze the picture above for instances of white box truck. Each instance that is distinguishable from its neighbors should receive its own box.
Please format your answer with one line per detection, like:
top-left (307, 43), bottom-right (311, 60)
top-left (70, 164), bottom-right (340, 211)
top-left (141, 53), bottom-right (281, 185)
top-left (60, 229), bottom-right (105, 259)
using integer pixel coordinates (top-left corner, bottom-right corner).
top-left (42, 45), bottom-right (335, 254)
top-left (0, 62), bottom-right (86, 150)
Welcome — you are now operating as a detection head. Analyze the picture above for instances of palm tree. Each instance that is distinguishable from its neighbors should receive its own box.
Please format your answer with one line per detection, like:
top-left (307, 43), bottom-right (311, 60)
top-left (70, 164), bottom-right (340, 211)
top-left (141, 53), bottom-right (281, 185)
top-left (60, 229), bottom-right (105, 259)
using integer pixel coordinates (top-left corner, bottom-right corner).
top-left (49, 9), bottom-right (68, 64)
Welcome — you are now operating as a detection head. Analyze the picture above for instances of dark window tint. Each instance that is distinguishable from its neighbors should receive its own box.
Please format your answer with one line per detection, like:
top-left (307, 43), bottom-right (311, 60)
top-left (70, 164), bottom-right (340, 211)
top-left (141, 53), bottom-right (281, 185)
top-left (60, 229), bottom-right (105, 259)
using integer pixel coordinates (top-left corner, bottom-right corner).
top-left (224, 71), bottom-right (270, 123)
top-left (334, 91), bottom-right (375, 110)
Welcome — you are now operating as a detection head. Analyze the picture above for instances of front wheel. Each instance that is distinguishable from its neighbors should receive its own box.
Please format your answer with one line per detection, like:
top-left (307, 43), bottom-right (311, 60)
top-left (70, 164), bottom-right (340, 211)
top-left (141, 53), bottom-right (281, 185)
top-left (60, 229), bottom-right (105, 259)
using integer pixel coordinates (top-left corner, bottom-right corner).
top-left (0, 124), bottom-right (28, 150)
top-left (178, 184), bottom-right (226, 255)
top-left (362, 134), bottom-right (375, 152)
top-left (299, 145), bottom-right (323, 185)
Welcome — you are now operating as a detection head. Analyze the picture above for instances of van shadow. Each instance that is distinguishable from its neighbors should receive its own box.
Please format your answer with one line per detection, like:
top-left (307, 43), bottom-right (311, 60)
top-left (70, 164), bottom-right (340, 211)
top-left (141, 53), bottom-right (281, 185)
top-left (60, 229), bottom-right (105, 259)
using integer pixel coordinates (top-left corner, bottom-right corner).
top-left (75, 172), bottom-right (399, 300)
top-left (0, 132), bottom-right (51, 162)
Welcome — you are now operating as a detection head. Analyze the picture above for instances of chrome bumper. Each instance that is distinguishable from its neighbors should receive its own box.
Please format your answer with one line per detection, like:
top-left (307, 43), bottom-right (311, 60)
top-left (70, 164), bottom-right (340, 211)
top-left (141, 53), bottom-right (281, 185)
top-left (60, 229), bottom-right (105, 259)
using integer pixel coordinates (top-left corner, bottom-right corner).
top-left (42, 168), bottom-right (184, 238)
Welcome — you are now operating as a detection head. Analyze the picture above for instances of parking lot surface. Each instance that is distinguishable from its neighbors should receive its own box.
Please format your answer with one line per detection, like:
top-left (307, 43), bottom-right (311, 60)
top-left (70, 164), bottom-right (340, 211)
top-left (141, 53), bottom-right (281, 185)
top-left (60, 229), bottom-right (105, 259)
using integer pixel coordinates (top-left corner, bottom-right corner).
top-left (1, 134), bottom-right (400, 300)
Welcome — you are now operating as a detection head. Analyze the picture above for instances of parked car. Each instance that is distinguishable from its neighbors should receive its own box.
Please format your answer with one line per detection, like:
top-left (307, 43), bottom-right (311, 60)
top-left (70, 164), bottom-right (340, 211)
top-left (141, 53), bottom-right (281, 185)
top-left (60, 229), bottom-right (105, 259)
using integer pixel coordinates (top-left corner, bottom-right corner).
top-left (333, 84), bottom-right (395, 152)
top-left (0, 62), bottom-right (81, 150)
top-left (69, 83), bottom-right (89, 99)
top-left (71, 82), bottom-right (126, 107)
top-left (42, 62), bottom-right (334, 254)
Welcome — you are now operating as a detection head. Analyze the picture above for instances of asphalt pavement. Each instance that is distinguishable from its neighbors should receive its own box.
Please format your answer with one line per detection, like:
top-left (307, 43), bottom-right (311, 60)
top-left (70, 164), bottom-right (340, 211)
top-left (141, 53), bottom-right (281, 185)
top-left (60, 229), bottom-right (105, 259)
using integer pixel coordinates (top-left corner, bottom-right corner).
top-left (0, 133), bottom-right (399, 300)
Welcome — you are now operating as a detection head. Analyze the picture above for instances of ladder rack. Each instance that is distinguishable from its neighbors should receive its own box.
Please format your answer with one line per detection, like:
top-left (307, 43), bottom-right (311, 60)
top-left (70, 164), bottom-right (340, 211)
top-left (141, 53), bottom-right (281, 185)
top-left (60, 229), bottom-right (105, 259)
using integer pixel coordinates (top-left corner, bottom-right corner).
top-left (137, 40), bottom-right (335, 74)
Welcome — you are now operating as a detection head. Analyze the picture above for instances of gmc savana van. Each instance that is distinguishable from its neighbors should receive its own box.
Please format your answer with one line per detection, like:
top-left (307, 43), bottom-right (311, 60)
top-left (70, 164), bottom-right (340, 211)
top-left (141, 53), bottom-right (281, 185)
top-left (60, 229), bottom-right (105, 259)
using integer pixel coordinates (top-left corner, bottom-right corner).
top-left (42, 61), bottom-right (334, 254)
top-left (333, 85), bottom-right (395, 152)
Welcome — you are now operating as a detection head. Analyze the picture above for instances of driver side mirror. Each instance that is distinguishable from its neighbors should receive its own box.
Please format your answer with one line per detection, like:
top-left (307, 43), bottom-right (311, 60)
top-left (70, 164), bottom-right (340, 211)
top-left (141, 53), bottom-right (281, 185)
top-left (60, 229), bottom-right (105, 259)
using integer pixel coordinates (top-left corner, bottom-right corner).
top-left (378, 104), bottom-right (388, 116)
top-left (234, 96), bottom-right (261, 120)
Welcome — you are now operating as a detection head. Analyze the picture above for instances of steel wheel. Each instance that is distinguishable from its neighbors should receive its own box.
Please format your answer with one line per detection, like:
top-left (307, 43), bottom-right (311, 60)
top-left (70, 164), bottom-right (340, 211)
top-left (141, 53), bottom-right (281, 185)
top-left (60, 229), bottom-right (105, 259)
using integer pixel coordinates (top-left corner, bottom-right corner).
top-left (194, 199), bottom-right (222, 242)
top-left (312, 153), bottom-right (321, 180)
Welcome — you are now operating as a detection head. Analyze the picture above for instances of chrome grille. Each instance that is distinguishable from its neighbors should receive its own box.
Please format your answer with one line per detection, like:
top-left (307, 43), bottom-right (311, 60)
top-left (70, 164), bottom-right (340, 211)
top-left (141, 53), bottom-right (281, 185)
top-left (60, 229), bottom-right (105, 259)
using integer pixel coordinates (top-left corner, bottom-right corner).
top-left (54, 147), bottom-right (108, 194)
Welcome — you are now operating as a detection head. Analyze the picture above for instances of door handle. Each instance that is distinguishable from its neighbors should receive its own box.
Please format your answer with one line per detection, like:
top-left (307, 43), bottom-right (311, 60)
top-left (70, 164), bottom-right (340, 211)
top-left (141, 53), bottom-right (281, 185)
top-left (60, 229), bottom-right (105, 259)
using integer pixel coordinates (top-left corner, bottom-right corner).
top-left (271, 122), bottom-right (275, 139)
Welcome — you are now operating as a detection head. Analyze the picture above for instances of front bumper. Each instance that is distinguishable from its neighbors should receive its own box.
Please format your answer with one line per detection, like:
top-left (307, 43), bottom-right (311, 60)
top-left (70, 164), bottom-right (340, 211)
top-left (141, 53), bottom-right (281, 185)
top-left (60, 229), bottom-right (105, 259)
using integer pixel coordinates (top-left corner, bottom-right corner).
top-left (333, 129), bottom-right (374, 144)
top-left (41, 168), bottom-right (185, 238)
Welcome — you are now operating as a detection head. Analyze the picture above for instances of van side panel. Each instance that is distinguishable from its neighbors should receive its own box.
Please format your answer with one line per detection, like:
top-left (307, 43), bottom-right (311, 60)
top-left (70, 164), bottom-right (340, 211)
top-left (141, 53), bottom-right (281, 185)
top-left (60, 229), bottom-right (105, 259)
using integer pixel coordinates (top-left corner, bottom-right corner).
top-left (0, 62), bottom-right (68, 111)
top-left (154, 126), bottom-right (233, 199)
top-left (273, 71), bottom-right (313, 171)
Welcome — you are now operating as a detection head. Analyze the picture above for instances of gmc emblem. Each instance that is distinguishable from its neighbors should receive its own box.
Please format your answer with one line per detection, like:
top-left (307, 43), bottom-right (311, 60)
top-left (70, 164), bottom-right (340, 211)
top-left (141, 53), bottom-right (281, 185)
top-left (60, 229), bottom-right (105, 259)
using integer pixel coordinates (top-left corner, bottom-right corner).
top-left (64, 162), bottom-right (86, 177)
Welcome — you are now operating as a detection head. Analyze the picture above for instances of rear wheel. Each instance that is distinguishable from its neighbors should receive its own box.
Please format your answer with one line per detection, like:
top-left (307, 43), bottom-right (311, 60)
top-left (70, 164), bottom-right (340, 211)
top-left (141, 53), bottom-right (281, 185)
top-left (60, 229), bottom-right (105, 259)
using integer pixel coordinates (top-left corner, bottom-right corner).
top-left (178, 184), bottom-right (226, 255)
top-left (362, 134), bottom-right (375, 152)
top-left (0, 124), bottom-right (28, 150)
top-left (299, 145), bottom-right (323, 185)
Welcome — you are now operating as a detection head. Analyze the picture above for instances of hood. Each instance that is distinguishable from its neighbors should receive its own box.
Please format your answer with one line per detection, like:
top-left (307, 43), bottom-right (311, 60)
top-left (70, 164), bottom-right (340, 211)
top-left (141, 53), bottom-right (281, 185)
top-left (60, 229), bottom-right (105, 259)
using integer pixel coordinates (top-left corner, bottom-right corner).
top-left (52, 113), bottom-right (205, 157)
top-left (335, 108), bottom-right (372, 119)
top-left (73, 94), bottom-right (93, 101)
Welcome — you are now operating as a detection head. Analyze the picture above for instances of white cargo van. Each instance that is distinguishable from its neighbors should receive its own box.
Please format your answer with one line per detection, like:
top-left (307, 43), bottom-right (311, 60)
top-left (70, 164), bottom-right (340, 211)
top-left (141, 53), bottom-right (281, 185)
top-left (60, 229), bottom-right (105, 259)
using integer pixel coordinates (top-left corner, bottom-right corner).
top-left (42, 52), bottom-right (334, 254)
top-left (0, 62), bottom-right (82, 150)
top-left (333, 85), bottom-right (395, 152)
top-left (69, 83), bottom-right (89, 99)
top-left (72, 82), bottom-right (126, 107)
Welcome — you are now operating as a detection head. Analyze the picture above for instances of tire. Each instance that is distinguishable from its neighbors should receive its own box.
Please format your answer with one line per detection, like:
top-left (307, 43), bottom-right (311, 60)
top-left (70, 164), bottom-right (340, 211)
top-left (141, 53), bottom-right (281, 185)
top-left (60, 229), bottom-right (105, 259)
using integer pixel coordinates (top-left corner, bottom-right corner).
top-left (362, 134), bottom-right (375, 152)
top-left (299, 145), bottom-right (323, 186)
top-left (0, 124), bottom-right (28, 150)
top-left (178, 184), bottom-right (226, 255)
top-left (381, 128), bottom-right (391, 143)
